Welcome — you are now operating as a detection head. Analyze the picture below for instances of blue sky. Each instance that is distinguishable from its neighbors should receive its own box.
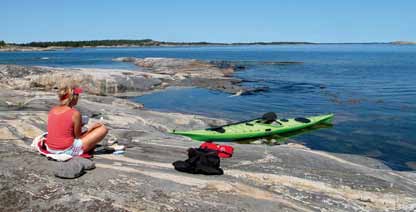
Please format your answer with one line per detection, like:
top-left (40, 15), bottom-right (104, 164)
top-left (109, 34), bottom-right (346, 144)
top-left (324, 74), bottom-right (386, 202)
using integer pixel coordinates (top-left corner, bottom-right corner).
top-left (1, 0), bottom-right (414, 43)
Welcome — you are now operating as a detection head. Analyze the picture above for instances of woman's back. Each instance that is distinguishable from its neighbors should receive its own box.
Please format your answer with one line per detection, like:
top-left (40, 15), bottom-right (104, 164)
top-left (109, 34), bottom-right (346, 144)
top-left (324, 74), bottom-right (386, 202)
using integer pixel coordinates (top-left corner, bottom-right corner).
top-left (46, 106), bottom-right (76, 150)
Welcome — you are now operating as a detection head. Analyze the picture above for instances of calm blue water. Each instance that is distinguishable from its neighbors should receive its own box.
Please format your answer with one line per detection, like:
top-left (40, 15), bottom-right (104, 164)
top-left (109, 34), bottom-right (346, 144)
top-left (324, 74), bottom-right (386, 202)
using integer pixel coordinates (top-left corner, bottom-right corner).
top-left (1, 45), bottom-right (415, 170)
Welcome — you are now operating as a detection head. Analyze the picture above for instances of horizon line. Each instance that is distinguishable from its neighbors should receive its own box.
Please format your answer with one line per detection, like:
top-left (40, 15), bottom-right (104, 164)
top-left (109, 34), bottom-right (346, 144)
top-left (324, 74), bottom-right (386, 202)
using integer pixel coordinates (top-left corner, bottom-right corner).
top-left (2, 39), bottom-right (414, 45)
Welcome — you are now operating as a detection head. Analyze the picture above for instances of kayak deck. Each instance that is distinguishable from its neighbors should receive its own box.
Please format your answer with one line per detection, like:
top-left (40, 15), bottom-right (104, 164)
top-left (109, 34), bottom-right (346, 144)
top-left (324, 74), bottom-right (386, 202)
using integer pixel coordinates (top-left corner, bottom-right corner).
top-left (172, 114), bottom-right (333, 141)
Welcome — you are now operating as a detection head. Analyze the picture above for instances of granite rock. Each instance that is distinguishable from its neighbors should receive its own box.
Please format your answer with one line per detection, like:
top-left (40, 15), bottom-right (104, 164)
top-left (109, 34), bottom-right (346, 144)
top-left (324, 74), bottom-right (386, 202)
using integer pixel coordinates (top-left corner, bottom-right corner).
top-left (1, 63), bottom-right (416, 211)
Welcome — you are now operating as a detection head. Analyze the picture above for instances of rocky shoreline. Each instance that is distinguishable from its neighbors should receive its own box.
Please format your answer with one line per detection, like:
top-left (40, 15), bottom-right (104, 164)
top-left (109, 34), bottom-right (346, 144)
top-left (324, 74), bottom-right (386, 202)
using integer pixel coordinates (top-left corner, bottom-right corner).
top-left (0, 58), bottom-right (266, 97)
top-left (1, 60), bottom-right (416, 211)
top-left (0, 45), bottom-right (66, 52)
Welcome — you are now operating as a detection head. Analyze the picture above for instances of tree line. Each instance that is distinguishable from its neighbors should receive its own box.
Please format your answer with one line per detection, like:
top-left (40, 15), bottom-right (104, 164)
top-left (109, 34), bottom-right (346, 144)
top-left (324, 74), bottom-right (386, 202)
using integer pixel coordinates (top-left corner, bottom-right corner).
top-left (17, 40), bottom-right (232, 47)
top-left (17, 39), bottom-right (157, 47)
top-left (13, 39), bottom-right (315, 48)
top-left (1, 39), bottom-right (317, 48)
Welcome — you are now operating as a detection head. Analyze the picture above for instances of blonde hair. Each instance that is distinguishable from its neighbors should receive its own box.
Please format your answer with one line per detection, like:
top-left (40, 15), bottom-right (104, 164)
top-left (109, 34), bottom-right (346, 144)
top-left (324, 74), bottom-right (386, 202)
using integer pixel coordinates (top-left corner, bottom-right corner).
top-left (57, 84), bottom-right (78, 106)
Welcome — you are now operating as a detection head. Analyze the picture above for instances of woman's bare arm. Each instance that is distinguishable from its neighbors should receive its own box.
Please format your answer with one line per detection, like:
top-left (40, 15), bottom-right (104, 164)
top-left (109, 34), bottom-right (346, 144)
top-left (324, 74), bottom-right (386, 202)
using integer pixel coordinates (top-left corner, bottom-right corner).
top-left (72, 110), bottom-right (82, 139)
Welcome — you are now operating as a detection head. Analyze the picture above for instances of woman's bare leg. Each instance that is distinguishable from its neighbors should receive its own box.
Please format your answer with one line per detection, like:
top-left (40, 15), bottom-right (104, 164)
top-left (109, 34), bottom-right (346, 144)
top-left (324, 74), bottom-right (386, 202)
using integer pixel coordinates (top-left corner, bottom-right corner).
top-left (80, 125), bottom-right (108, 152)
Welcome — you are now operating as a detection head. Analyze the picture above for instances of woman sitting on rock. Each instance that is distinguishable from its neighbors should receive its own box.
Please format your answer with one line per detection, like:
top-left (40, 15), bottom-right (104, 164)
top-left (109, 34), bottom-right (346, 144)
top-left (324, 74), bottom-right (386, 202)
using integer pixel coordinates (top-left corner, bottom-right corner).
top-left (45, 85), bottom-right (108, 155)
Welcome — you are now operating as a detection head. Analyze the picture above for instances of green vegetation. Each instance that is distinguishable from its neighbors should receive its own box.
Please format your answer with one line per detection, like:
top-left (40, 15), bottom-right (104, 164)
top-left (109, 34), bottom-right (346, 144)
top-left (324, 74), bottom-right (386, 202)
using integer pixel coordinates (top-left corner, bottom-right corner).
top-left (5, 39), bottom-right (407, 48)
top-left (14, 39), bottom-right (315, 48)
top-left (18, 39), bottom-right (156, 48)
top-left (16, 39), bottom-right (228, 47)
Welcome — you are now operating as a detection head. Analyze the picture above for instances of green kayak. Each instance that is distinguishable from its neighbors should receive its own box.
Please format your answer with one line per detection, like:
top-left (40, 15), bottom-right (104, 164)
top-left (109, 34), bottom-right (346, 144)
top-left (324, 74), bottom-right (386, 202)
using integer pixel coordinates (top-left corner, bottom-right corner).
top-left (172, 114), bottom-right (333, 141)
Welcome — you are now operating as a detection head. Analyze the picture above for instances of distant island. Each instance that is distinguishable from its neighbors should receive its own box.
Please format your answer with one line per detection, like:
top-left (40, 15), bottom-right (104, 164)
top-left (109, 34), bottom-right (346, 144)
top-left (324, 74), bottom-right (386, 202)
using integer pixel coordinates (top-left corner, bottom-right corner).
top-left (2, 39), bottom-right (313, 48)
top-left (0, 39), bottom-right (415, 51)
top-left (390, 41), bottom-right (416, 45)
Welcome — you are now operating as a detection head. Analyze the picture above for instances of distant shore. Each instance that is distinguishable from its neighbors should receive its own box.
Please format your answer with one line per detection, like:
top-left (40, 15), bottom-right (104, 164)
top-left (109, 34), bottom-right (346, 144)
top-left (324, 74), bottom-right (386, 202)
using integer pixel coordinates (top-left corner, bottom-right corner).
top-left (0, 45), bottom-right (67, 52)
top-left (1, 39), bottom-right (415, 52)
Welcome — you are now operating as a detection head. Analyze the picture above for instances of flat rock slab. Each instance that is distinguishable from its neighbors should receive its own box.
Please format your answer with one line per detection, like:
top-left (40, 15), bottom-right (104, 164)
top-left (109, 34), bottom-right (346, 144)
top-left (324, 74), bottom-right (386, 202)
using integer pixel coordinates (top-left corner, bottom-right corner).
top-left (1, 88), bottom-right (416, 211)
top-left (0, 58), bottom-right (266, 96)
top-left (1, 60), bottom-right (415, 211)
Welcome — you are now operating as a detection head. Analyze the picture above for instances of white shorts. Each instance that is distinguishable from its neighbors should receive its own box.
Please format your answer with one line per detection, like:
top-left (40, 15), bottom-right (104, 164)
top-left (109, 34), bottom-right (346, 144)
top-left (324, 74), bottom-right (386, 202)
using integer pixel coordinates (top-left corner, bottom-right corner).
top-left (46, 139), bottom-right (84, 156)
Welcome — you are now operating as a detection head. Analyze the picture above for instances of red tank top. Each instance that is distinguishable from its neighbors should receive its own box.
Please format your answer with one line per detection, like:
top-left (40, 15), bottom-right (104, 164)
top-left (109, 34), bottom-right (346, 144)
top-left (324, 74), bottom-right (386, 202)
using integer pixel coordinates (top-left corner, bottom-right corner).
top-left (46, 107), bottom-right (77, 150)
